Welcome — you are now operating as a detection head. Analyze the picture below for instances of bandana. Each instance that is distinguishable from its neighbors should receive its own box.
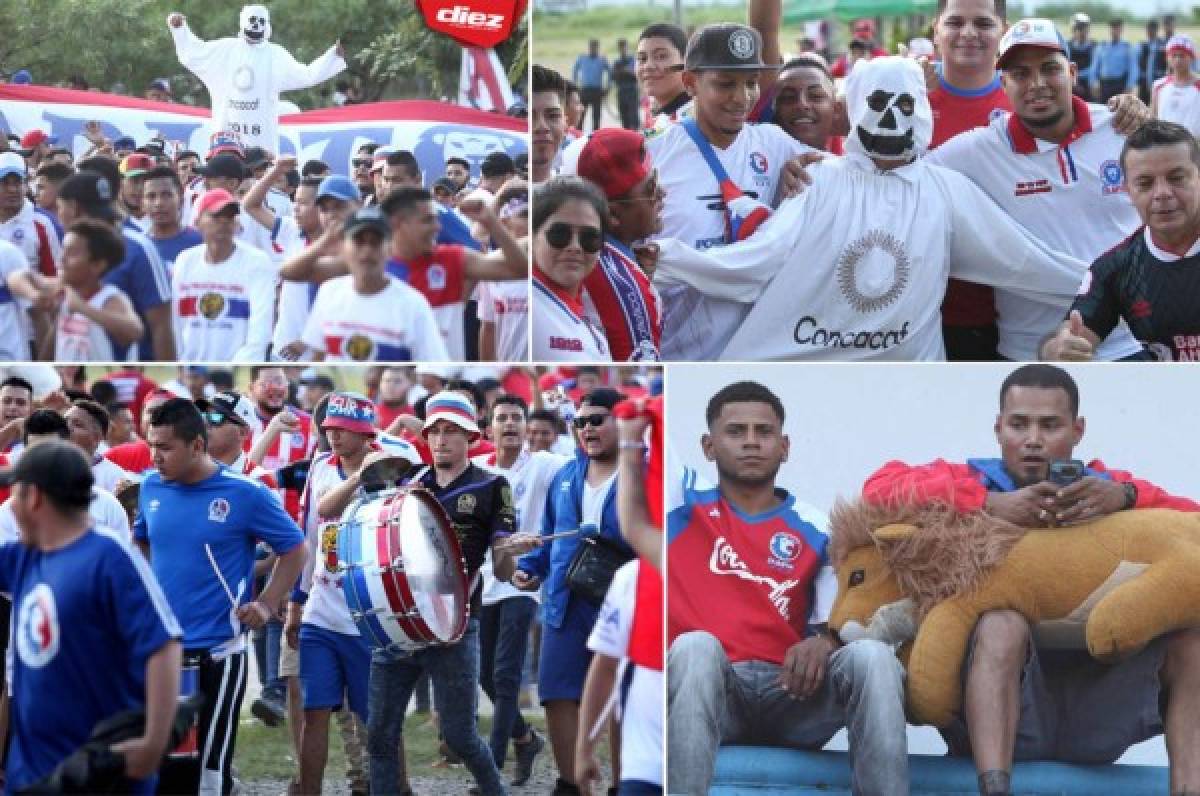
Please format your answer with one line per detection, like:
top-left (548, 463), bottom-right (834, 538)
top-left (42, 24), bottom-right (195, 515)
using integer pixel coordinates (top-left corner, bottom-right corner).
top-left (240, 4), bottom-right (272, 43)
top-left (844, 57), bottom-right (932, 164)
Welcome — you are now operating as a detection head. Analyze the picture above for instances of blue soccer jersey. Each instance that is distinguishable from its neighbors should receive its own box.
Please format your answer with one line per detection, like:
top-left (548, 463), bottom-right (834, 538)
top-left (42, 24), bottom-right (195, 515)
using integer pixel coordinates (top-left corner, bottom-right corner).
top-left (134, 465), bottom-right (304, 651)
top-left (0, 529), bottom-right (180, 793)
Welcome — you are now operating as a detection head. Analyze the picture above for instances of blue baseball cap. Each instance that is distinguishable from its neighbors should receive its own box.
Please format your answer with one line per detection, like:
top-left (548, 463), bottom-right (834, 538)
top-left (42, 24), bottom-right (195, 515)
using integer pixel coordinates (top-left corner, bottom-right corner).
top-left (316, 175), bottom-right (361, 203)
top-left (10, 70), bottom-right (31, 85)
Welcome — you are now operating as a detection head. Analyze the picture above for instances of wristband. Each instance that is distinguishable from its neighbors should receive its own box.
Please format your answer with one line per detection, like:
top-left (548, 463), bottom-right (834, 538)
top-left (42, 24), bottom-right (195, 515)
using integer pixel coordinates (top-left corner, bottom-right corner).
top-left (618, 440), bottom-right (648, 452)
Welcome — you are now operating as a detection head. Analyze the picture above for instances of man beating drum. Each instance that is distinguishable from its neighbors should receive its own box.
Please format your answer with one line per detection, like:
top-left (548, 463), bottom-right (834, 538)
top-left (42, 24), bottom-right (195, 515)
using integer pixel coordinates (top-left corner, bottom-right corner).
top-left (366, 390), bottom-right (540, 796)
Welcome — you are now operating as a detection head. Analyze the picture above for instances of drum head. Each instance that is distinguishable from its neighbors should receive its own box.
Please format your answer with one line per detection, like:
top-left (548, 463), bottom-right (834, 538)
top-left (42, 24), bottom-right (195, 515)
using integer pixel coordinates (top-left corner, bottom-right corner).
top-left (396, 491), bottom-right (466, 642)
top-left (360, 456), bottom-right (413, 492)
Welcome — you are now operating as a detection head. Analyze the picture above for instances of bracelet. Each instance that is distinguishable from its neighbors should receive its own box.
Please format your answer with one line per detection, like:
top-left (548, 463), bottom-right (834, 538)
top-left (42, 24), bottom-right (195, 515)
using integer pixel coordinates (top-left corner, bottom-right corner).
top-left (618, 441), bottom-right (648, 452)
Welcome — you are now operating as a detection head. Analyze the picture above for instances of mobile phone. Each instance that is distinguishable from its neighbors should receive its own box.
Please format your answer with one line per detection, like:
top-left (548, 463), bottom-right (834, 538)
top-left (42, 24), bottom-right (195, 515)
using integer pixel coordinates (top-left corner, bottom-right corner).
top-left (1048, 459), bottom-right (1085, 486)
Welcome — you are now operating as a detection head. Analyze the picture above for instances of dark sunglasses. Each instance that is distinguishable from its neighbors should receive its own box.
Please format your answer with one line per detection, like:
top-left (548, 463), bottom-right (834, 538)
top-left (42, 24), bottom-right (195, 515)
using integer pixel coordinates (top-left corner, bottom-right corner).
top-left (572, 413), bottom-right (609, 429)
top-left (544, 222), bottom-right (602, 253)
top-left (352, 158), bottom-right (372, 169)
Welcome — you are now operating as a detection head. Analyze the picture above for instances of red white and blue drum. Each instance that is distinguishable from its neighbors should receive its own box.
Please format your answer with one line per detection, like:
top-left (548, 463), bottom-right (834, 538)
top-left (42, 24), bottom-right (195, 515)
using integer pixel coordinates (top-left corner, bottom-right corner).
top-left (337, 487), bottom-right (469, 651)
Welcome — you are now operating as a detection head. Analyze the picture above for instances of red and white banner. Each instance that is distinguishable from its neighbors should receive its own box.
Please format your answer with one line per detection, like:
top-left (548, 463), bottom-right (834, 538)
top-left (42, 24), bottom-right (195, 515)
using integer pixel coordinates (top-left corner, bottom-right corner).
top-left (0, 85), bottom-right (526, 181)
top-left (459, 48), bottom-right (515, 113)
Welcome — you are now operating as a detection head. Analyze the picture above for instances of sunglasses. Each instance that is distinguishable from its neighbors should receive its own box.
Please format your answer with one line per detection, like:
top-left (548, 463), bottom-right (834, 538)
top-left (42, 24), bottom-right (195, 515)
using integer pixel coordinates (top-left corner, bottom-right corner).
top-left (352, 158), bottom-right (372, 169)
top-left (572, 413), bottom-right (610, 429)
top-left (203, 411), bottom-right (232, 427)
top-left (544, 222), bottom-right (603, 253)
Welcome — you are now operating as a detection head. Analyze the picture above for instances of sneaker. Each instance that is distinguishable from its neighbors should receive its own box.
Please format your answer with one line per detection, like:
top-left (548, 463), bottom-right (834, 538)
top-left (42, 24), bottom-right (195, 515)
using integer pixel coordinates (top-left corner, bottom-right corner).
top-left (250, 696), bottom-right (285, 727)
top-left (550, 778), bottom-right (581, 796)
top-left (438, 740), bottom-right (463, 765)
top-left (511, 729), bottom-right (545, 787)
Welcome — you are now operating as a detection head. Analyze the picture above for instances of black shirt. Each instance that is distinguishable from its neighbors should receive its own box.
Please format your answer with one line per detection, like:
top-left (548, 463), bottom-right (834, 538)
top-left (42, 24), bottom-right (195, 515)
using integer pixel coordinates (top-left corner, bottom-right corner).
top-left (410, 462), bottom-right (516, 613)
top-left (1071, 227), bottom-right (1200, 360)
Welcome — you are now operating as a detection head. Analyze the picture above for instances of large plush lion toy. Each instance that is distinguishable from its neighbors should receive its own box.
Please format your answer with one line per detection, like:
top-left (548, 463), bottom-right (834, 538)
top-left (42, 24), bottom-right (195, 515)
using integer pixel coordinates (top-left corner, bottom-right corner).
top-left (826, 501), bottom-right (1200, 727)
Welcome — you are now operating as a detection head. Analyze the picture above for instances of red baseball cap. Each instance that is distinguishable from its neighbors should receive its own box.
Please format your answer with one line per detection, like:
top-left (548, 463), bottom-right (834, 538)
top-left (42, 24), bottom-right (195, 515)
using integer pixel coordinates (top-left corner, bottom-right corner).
top-left (576, 128), bottom-right (653, 201)
top-left (120, 153), bottom-right (157, 178)
top-left (19, 130), bottom-right (56, 150)
top-left (195, 188), bottom-right (240, 217)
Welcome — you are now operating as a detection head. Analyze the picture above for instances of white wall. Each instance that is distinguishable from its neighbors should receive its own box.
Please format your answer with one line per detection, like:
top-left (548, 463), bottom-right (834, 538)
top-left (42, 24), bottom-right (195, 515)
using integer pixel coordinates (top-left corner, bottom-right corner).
top-left (666, 362), bottom-right (1198, 763)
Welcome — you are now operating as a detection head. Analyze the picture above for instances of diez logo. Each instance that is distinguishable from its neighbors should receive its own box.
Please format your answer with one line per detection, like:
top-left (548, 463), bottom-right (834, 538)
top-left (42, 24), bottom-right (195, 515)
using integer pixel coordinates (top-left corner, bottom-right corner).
top-left (417, 0), bottom-right (526, 48)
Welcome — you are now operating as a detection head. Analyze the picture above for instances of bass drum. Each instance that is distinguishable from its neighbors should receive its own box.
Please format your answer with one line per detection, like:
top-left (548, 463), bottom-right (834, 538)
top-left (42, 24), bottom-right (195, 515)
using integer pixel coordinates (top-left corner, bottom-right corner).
top-left (337, 486), bottom-right (469, 651)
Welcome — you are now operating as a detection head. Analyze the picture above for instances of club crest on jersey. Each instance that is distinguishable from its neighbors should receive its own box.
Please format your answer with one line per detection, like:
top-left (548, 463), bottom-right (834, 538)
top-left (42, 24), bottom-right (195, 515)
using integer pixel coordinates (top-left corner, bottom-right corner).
top-left (208, 497), bottom-right (231, 523)
top-left (748, 152), bottom-right (768, 175)
top-left (1100, 160), bottom-right (1125, 195)
top-left (17, 584), bottom-right (59, 668)
top-left (768, 531), bottom-right (803, 569)
top-left (345, 334), bottom-right (375, 361)
top-left (427, 265), bottom-right (447, 291)
top-left (457, 493), bottom-right (477, 514)
top-left (199, 292), bottom-right (226, 320)
top-left (11, 229), bottom-right (23, 243)
top-left (988, 108), bottom-right (1007, 123)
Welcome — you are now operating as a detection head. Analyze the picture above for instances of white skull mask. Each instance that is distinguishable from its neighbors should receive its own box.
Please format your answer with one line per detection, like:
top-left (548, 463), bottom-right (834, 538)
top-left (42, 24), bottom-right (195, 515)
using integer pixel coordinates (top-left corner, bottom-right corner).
top-left (240, 4), bottom-right (271, 43)
top-left (844, 57), bottom-right (932, 163)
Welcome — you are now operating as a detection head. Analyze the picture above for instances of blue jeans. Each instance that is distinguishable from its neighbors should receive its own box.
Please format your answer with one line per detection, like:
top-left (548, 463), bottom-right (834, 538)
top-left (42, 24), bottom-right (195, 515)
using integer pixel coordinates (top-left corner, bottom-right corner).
top-left (368, 619), bottom-right (506, 795)
top-left (479, 596), bottom-right (537, 766)
top-left (263, 618), bottom-right (285, 700)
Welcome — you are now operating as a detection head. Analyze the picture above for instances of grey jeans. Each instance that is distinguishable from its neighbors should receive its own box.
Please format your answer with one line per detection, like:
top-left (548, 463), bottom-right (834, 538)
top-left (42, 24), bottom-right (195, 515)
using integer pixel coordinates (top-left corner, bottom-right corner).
top-left (667, 631), bottom-right (908, 796)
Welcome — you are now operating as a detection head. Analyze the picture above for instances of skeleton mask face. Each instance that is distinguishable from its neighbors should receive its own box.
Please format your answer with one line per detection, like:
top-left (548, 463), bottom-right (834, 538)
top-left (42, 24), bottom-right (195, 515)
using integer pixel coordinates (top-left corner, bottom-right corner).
top-left (240, 5), bottom-right (271, 43)
top-left (844, 57), bottom-right (932, 164)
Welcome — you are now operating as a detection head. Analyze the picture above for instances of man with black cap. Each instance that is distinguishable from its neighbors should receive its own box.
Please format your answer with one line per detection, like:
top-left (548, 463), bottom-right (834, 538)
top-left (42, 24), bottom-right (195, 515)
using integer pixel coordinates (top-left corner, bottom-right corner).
top-left (57, 171), bottom-right (175, 360)
top-left (0, 440), bottom-right (182, 793)
top-left (184, 153), bottom-right (245, 227)
top-left (197, 390), bottom-right (274, 481)
top-left (171, 187), bottom-right (277, 361)
top-left (301, 206), bottom-right (447, 361)
top-left (647, 22), bottom-right (814, 360)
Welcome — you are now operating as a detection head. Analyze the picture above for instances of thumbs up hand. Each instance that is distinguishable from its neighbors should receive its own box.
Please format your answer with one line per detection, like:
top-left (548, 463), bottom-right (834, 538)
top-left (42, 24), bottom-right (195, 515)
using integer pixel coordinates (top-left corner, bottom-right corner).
top-left (1044, 310), bottom-right (1097, 361)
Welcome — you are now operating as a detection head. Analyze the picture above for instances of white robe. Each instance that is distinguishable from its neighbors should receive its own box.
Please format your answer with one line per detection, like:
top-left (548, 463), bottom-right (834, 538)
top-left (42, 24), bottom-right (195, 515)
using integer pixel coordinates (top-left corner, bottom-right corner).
top-left (170, 22), bottom-right (345, 154)
top-left (653, 154), bottom-right (1088, 361)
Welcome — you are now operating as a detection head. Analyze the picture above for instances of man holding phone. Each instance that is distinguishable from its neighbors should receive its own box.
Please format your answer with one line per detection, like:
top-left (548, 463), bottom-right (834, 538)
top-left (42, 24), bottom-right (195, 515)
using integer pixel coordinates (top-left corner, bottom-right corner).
top-left (863, 364), bottom-right (1200, 796)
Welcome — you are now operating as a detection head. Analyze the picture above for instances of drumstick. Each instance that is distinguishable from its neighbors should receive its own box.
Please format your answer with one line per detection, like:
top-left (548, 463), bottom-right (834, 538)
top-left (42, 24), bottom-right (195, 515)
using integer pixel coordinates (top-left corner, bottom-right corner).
top-left (542, 529), bottom-right (582, 541)
top-left (205, 543), bottom-right (238, 607)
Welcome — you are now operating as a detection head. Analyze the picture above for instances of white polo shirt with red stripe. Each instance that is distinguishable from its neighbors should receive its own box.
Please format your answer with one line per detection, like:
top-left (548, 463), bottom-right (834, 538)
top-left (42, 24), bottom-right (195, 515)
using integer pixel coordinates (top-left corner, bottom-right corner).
top-left (0, 200), bottom-right (60, 278)
top-left (476, 279), bottom-right (528, 362)
top-left (1154, 75), bottom-right (1200, 136)
top-left (0, 240), bottom-right (29, 360)
top-left (532, 271), bottom-right (611, 361)
top-left (927, 98), bottom-right (1144, 360)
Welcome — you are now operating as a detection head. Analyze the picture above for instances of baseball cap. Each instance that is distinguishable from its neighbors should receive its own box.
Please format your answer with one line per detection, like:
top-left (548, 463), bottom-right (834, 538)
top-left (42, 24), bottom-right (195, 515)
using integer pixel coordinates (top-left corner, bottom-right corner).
top-left (1168, 35), bottom-right (1196, 58)
top-left (148, 77), bottom-right (172, 95)
top-left (120, 153), bottom-right (156, 178)
top-left (997, 19), bottom-right (1069, 69)
top-left (481, 151), bottom-right (515, 178)
top-left (58, 171), bottom-right (117, 220)
top-left (19, 130), bottom-right (56, 150)
top-left (113, 136), bottom-right (137, 151)
top-left (342, 206), bottom-right (391, 238)
top-left (299, 369), bottom-right (336, 390)
top-left (207, 131), bottom-right (245, 159)
top-left (423, 391), bottom-right (481, 440)
top-left (11, 70), bottom-right (32, 86)
top-left (0, 439), bottom-right (94, 507)
top-left (196, 390), bottom-right (256, 427)
top-left (243, 147), bottom-right (271, 171)
top-left (197, 153), bottom-right (246, 181)
top-left (195, 188), bottom-right (240, 217)
top-left (322, 391), bottom-right (377, 434)
top-left (1072, 12), bottom-right (1091, 26)
top-left (432, 176), bottom-right (458, 196)
top-left (0, 152), bottom-right (26, 180)
top-left (685, 23), bottom-right (777, 72)
top-left (316, 175), bottom-right (362, 203)
top-left (577, 128), bottom-right (653, 200)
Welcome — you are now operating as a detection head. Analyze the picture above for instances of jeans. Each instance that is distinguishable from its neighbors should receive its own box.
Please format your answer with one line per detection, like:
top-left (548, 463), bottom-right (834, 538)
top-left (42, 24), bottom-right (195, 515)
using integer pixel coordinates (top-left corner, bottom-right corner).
top-left (480, 596), bottom-right (537, 766)
top-left (667, 631), bottom-right (908, 796)
top-left (368, 619), bottom-right (506, 795)
top-left (263, 618), bottom-right (285, 700)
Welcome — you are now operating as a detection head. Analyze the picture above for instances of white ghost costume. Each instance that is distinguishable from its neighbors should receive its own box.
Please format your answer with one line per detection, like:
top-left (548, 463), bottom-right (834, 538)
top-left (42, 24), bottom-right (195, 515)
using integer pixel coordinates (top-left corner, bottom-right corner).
top-left (169, 5), bottom-right (345, 154)
top-left (653, 57), bottom-right (1091, 361)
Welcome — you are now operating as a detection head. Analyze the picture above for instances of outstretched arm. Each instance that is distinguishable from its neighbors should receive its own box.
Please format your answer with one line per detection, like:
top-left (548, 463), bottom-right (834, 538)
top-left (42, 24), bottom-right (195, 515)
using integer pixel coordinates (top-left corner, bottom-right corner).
top-left (277, 41), bottom-right (347, 92)
top-left (168, 13), bottom-right (227, 81)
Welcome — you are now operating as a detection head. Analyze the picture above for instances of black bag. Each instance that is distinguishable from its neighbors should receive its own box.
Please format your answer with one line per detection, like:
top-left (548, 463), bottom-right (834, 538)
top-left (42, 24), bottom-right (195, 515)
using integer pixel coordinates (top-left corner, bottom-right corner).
top-left (564, 533), bottom-right (634, 604)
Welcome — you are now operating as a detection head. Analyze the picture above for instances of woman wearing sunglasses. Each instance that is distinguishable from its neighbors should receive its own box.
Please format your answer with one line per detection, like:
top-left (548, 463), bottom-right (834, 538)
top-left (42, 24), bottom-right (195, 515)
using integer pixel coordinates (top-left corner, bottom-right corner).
top-left (532, 177), bottom-right (613, 361)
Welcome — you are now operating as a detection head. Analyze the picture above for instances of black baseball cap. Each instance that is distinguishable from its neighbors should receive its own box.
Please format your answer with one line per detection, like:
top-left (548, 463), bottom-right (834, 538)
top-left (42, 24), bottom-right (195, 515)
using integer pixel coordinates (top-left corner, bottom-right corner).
top-left (481, 151), bottom-right (515, 178)
top-left (243, 147), bottom-right (271, 171)
top-left (58, 171), bottom-right (119, 221)
top-left (685, 23), bottom-right (777, 72)
top-left (195, 390), bottom-right (256, 428)
top-left (343, 206), bottom-right (391, 239)
top-left (0, 440), bottom-right (94, 508)
top-left (197, 153), bottom-right (246, 180)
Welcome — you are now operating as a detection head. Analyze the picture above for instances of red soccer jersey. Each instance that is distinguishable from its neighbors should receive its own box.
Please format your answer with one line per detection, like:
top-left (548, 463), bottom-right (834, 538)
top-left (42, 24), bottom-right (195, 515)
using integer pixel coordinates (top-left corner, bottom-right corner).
top-left (387, 244), bottom-right (468, 308)
top-left (374, 402), bottom-right (412, 433)
top-left (104, 371), bottom-right (159, 422)
top-left (930, 74), bottom-right (1012, 329)
top-left (668, 466), bottom-right (832, 665)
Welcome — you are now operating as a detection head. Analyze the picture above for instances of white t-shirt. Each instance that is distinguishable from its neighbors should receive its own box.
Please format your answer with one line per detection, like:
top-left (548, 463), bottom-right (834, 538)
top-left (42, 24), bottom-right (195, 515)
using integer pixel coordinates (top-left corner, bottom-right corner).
top-left (55, 284), bottom-right (125, 362)
top-left (302, 275), bottom-right (449, 362)
top-left (0, 486), bottom-right (130, 546)
top-left (531, 279), bottom-right (611, 361)
top-left (172, 241), bottom-right (277, 361)
top-left (0, 240), bottom-right (29, 360)
top-left (299, 452), bottom-right (359, 636)
top-left (927, 104), bottom-right (1144, 360)
top-left (270, 217), bottom-right (316, 358)
top-left (1154, 75), bottom-right (1200, 136)
top-left (473, 448), bottom-right (567, 605)
top-left (476, 280), bottom-right (528, 362)
top-left (654, 154), bottom-right (1086, 360)
top-left (587, 560), bottom-right (663, 787)
top-left (92, 455), bottom-right (132, 496)
top-left (647, 121), bottom-right (812, 360)
top-left (582, 470), bottom-right (617, 530)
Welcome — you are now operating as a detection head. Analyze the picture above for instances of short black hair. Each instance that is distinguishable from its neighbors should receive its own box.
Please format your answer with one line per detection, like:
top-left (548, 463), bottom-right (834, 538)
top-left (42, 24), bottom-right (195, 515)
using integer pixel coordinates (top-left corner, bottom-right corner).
top-left (24, 409), bottom-right (69, 442)
top-left (90, 379), bottom-right (117, 406)
top-left (1000, 364), bottom-right (1080, 417)
top-left (779, 54), bottom-right (834, 83)
top-left (528, 408), bottom-right (562, 432)
top-left (490, 393), bottom-right (529, 422)
top-left (936, 0), bottom-right (1005, 19)
top-left (380, 187), bottom-right (433, 220)
top-left (386, 150), bottom-right (421, 180)
top-left (0, 377), bottom-right (33, 396)
top-left (533, 176), bottom-right (608, 237)
top-left (301, 160), bottom-right (330, 178)
top-left (639, 22), bottom-right (688, 57)
top-left (447, 379), bottom-right (484, 414)
top-left (67, 219), bottom-right (126, 270)
top-left (250, 365), bottom-right (286, 383)
top-left (35, 161), bottom-right (73, 183)
top-left (70, 399), bottom-right (110, 436)
top-left (356, 142), bottom-right (380, 156)
top-left (532, 64), bottom-right (568, 102)
top-left (705, 381), bottom-right (785, 428)
top-left (175, 150), bottom-right (200, 163)
top-left (445, 156), bottom-right (470, 171)
top-left (77, 155), bottom-right (122, 191)
top-left (142, 166), bottom-right (183, 194)
top-left (1120, 119), bottom-right (1200, 172)
top-left (105, 401), bottom-right (130, 418)
top-left (149, 397), bottom-right (208, 445)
